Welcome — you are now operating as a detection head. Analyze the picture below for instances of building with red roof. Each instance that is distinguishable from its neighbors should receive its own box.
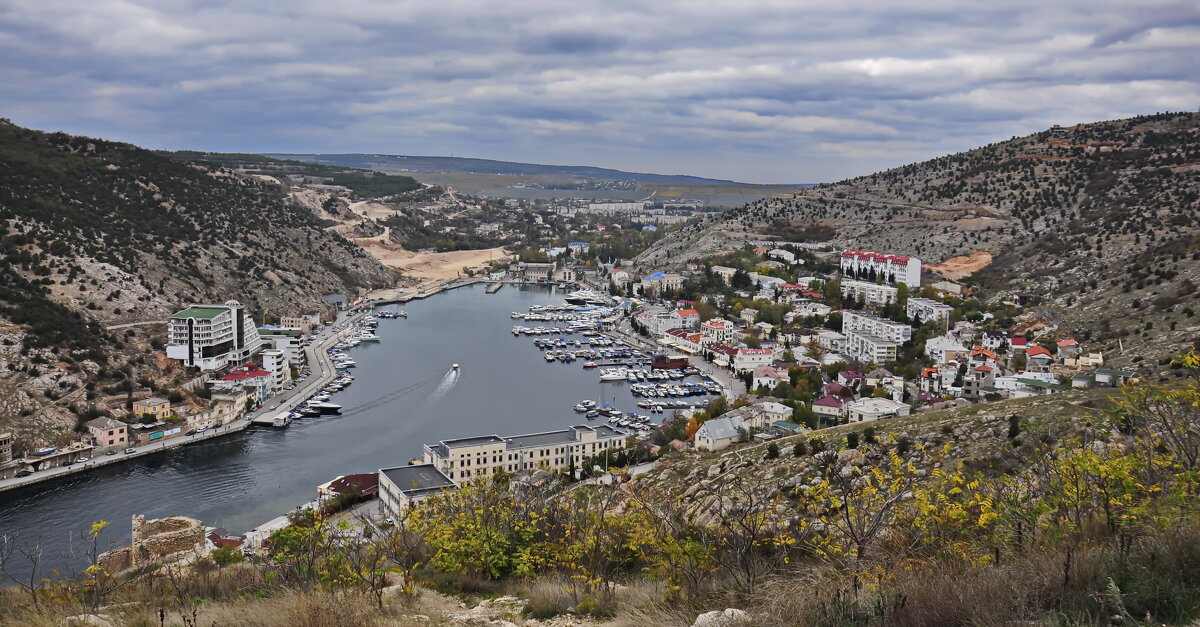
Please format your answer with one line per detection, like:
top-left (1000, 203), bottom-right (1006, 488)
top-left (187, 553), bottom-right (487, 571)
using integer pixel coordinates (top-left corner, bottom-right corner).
top-left (840, 249), bottom-right (923, 286)
top-left (813, 395), bottom-right (849, 420)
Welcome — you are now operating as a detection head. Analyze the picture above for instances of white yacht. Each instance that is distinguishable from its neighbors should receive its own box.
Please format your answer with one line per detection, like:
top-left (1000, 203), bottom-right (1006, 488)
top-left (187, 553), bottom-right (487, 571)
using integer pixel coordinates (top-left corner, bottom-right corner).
top-left (599, 368), bottom-right (628, 381)
top-left (563, 289), bottom-right (608, 306)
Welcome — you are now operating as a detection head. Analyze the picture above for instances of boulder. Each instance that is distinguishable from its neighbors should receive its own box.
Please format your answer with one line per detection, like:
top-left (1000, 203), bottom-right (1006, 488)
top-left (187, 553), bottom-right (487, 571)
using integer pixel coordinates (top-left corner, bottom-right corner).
top-left (692, 608), bottom-right (750, 626)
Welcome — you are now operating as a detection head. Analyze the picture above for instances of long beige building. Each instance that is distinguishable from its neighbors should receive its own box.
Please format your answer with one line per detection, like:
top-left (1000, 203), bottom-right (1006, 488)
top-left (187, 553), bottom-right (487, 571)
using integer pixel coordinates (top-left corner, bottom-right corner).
top-left (423, 425), bottom-right (626, 482)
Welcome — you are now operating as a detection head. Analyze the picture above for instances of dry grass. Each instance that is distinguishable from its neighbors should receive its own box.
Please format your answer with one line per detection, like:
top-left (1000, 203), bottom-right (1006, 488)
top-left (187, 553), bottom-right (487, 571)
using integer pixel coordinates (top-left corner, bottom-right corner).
top-left (523, 578), bottom-right (575, 618)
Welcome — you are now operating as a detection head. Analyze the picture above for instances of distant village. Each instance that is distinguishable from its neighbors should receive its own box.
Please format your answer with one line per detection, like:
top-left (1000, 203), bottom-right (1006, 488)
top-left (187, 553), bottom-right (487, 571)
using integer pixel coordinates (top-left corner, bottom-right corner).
top-left (609, 245), bottom-right (1136, 453)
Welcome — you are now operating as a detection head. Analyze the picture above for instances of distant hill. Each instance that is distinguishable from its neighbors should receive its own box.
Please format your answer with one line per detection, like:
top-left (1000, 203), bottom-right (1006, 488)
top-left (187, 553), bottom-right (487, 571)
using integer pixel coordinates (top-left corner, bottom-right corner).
top-left (638, 111), bottom-right (1200, 365)
top-left (268, 153), bottom-right (753, 186)
top-left (157, 151), bottom-right (422, 198)
top-left (0, 120), bottom-right (396, 440)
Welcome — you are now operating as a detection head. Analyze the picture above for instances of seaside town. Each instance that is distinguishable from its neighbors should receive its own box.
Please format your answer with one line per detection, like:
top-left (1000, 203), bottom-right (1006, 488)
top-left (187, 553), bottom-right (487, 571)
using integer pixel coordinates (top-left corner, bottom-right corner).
top-left (0, 233), bottom-right (1139, 566)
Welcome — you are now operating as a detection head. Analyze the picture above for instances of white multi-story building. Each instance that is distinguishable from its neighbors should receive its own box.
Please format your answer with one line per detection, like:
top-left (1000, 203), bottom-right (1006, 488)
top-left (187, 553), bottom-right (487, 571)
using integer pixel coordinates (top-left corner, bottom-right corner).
top-left (259, 349), bottom-right (291, 393)
top-left (767, 249), bottom-right (796, 263)
top-left (840, 250), bottom-right (922, 286)
top-left (639, 310), bottom-right (681, 336)
top-left (845, 333), bottom-right (901, 364)
top-left (700, 318), bottom-right (737, 344)
top-left (816, 329), bottom-right (846, 352)
top-left (844, 398), bottom-right (911, 423)
top-left (906, 297), bottom-right (953, 325)
top-left (258, 327), bottom-right (304, 367)
top-left (925, 335), bottom-right (970, 364)
top-left (166, 301), bottom-right (262, 371)
top-left (732, 348), bottom-right (774, 372)
top-left (423, 425), bottom-right (625, 482)
top-left (841, 279), bottom-right (899, 307)
top-left (378, 464), bottom-right (457, 514)
top-left (842, 311), bottom-right (912, 344)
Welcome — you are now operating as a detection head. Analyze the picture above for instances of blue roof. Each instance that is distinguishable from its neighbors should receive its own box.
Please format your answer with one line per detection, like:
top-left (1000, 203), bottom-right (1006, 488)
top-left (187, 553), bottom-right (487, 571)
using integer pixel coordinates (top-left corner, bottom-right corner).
top-left (567, 241), bottom-right (589, 247)
top-left (643, 225), bottom-right (658, 230)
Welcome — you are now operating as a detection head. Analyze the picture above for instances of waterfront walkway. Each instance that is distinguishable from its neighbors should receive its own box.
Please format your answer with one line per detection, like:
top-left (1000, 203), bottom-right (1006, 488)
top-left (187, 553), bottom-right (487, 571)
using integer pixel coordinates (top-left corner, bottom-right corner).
top-left (0, 309), bottom-right (372, 495)
top-left (609, 317), bottom-right (745, 400)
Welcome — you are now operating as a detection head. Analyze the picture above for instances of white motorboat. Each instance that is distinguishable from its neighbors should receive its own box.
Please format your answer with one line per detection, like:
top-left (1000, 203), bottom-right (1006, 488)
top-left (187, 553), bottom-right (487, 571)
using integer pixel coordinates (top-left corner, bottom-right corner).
top-left (599, 368), bottom-right (628, 381)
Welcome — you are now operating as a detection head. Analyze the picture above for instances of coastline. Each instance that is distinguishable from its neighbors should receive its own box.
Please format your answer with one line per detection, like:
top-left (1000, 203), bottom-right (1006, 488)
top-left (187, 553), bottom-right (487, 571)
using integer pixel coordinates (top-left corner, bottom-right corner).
top-left (0, 309), bottom-right (372, 496)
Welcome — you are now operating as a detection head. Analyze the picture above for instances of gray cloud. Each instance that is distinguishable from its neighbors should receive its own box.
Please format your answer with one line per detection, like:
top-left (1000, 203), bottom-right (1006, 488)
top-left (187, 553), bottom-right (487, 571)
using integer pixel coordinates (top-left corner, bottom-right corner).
top-left (0, 0), bottom-right (1196, 183)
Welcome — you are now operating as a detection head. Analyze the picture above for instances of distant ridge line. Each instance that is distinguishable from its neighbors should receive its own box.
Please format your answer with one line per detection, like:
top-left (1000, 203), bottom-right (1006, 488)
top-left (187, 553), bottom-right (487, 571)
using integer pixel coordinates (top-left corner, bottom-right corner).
top-left (266, 152), bottom-right (805, 187)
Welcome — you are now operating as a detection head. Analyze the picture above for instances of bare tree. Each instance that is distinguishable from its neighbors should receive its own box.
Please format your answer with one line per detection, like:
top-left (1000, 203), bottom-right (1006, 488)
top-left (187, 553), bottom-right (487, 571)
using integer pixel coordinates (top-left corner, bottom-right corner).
top-left (0, 532), bottom-right (49, 612)
top-left (341, 518), bottom-right (392, 609)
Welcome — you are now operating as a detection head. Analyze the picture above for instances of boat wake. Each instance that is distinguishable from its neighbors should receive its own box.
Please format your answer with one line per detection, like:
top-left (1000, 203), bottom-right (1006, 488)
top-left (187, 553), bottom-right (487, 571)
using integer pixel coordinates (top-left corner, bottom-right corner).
top-left (426, 369), bottom-right (460, 405)
top-left (338, 372), bottom-right (444, 417)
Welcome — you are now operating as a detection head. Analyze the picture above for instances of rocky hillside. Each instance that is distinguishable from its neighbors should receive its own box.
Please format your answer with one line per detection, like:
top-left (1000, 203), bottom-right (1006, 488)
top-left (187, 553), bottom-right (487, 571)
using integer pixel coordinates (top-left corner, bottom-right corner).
top-left (0, 120), bottom-right (396, 438)
top-left (638, 111), bottom-right (1200, 365)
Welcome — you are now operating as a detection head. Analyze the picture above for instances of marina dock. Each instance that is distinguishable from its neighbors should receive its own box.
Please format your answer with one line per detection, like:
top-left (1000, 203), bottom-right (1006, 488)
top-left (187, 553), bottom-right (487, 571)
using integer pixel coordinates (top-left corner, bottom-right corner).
top-left (486, 282), bottom-right (503, 294)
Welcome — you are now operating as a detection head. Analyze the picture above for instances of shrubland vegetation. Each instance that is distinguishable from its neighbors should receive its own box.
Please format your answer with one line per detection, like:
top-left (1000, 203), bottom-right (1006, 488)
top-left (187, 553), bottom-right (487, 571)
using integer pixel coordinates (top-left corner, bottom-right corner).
top-left (7, 356), bottom-right (1200, 624)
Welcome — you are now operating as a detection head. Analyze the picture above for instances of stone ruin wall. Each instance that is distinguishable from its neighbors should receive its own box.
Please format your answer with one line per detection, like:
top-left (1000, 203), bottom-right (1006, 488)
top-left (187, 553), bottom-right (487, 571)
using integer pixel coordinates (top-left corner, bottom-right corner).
top-left (97, 514), bottom-right (206, 573)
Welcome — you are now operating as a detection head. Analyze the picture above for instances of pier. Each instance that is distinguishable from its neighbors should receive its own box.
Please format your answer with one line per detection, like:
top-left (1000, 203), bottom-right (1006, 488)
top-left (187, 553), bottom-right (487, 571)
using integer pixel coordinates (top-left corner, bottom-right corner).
top-left (485, 282), bottom-right (503, 294)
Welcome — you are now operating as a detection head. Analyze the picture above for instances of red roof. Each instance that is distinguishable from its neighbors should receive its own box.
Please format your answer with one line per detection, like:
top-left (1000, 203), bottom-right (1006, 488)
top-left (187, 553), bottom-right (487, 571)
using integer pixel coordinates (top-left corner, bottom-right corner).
top-left (922, 367), bottom-right (939, 378)
top-left (328, 473), bottom-right (379, 497)
top-left (219, 368), bottom-right (270, 381)
top-left (841, 250), bottom-right (910, 264)
top-left (1011, 337), bottom-right (1028, 346)
top-left (676, 309), bottom-right (700, 317)
top-left (753, 365), bottom-right (787, 378)
top-left (1027, 346), bottom-right (1052, 358)
top-left (971, 347), bottom-right (998, 360)
top-left (839, 370), bottom-right (863, 379)
top-left (823, 383), bottom-right (847, 395)
top-left (814, 395), bottom-right (848, 408)
top-left (975, 365), bottom-right (993, 372)
top-left (738, 348), bottom-right (773, 355)
top-left (1056, 339), bottom-right (1078, 347)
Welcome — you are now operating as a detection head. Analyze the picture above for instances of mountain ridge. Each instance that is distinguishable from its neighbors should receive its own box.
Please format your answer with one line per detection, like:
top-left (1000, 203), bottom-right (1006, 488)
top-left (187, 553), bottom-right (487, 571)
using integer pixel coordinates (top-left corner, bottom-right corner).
top-left (267, 152), bottom-right (792, 186)
top-left (636, 111), bottom-right (1200, 365)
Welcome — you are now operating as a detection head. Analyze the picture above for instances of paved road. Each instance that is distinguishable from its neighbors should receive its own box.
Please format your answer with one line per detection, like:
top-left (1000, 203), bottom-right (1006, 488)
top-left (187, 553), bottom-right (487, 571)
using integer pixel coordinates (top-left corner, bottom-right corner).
top-left (104, 319), bottom-right (168, 331)
top-left (0, 309), bottom-right (371, 494)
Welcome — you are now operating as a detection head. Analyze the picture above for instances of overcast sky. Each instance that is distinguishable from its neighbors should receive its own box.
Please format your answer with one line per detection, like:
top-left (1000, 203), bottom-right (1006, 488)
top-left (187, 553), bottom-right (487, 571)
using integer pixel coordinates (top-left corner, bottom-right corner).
top-left (1, 1), bottom-right (1197, 183)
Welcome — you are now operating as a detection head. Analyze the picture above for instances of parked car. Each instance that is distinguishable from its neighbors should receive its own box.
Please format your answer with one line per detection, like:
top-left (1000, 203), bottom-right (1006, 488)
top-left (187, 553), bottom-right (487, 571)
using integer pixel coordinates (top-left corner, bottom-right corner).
top-left (106, 450), bottom-right (117, 456)
top-left (77, 456), bottom-right (90, 463)
top-left (197, 427), bottom-right (207, 434)
top-left (123, 447), bottom-right (136, 455)
top-left (15, 469), bottom-right (31, 478)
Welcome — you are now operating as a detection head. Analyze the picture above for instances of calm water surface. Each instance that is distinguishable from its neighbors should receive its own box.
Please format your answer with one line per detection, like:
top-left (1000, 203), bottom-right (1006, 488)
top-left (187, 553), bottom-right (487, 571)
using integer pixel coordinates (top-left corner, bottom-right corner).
top-left (0, 284), bottom-right (671, 572)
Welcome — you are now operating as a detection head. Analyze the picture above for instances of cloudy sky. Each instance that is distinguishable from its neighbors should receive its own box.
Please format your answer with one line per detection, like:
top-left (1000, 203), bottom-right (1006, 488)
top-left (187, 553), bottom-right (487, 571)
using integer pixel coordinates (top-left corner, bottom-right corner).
top-left (1, 1), bottom-right (1198, 183)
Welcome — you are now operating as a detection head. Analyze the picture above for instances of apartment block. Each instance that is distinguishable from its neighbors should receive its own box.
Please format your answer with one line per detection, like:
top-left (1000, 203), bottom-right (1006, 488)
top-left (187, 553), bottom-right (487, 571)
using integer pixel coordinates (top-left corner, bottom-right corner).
top-left (841, 279), bottom-right (899, 307)
top-left (845, 332), bottom-right (901, 364)
top-left (423, 425), bottom-right (625, 482)
top-left (842, 311), bottom-right (912, 343)
top-left (166, 301), bottom-right (262, 371)
top-left (840, 250), bottom-right (922, 286)
top-left (906, 297), bottom-right (953, 325)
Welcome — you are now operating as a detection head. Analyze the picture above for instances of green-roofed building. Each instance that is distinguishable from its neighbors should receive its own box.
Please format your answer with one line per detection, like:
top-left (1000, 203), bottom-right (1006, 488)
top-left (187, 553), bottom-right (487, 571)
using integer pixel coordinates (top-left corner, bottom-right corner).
top-left (166, 300), bottom-right (262, 372)
top-left (170, 306), bottom-right (228, 320)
